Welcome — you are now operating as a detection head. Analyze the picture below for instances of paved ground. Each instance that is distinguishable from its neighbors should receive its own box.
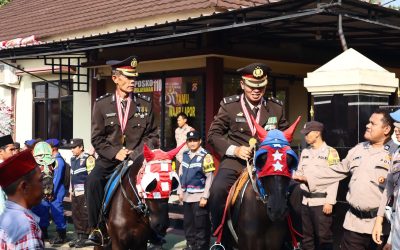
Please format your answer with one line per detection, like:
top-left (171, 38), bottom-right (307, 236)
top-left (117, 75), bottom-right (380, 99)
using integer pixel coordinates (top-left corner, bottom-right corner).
top-left (44, 226), bottom-right (187, 249)
top-left (44, 195), bottom-right (189, 249)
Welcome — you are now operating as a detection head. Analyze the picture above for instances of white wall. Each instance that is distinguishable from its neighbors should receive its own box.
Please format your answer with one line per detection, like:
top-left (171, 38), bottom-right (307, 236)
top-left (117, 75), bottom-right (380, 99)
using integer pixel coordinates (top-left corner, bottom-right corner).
top-left (14, 78), bottom-right (33, 143)
top-left (13, 58), bottom-right (92, 147)
top-left (73, 90), bottom-right (92, 150)
top-left (0, 86), bottom-right (11, 106)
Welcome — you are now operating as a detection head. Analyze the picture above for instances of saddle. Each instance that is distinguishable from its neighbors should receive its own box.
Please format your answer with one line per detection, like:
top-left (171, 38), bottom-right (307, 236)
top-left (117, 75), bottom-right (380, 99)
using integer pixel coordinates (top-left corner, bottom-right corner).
top-left (102, 160), bottom-right (132, 215)
top-left (231, 170), bottom-right (249, 206)
top-left (213, 169), bottom-right (250, 245)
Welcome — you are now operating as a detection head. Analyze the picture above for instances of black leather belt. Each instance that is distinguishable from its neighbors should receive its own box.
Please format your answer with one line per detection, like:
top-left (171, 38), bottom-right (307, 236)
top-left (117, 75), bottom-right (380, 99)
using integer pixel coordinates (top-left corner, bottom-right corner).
top-left (303, 192), bottom-right (327, 198)
top-left (349, 206), bottom-right (378, 219)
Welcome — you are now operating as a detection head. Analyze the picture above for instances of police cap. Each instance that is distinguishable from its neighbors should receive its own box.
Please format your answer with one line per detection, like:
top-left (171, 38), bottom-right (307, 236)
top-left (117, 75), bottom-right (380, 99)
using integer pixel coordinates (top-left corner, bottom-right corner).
top-left (107, 55), bottom-right (139, 77)
top-left (301, 121), bottom-right (324, 135)
top-left (390, 109), bottom-right (400, 128)
top-left (186, 131), bottom-right (201, 141)
top-left (237, 63), bottom-right (270, 88)
top-left (69, 138), bottom-right (84, 148)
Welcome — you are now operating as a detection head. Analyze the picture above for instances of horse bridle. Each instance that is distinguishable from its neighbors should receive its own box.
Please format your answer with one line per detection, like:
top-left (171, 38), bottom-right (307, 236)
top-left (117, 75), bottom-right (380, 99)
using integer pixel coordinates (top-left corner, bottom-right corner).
top-left (246, 158), bottom-right (269, 204)
top-left (118, 160), bottom-right (149, 215)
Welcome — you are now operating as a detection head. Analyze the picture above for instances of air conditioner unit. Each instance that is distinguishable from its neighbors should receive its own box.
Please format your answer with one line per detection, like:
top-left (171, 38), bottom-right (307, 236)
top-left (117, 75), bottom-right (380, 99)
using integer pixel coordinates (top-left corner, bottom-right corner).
top-left (0, 64), bottom-right (19, 86)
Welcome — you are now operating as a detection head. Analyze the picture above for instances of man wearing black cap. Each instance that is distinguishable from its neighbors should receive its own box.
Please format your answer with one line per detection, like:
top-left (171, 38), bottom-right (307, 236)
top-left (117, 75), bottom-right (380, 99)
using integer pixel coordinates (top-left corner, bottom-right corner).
top-left (295, 121), bottom-right (339, 250)
top-left (178, 130), bottom-right (214, 250)
top-left (207, 63), bottom-right (289, 234)
top-left (0, 135), bottom-right (16, 162)
top-left (86, 55), bottom-right (159, 245)
top-left (68, 138), bottom-right (93, 248)
top-left (294, 109), bottom-right (397, 250)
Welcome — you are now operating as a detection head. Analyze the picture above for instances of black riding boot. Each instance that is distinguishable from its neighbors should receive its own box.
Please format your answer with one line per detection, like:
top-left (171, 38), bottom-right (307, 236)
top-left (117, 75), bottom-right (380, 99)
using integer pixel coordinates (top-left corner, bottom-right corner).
top-left (74, 233), bottom-right (89, 248)
top-left (69, 235), bottom-right (79, 247)
top-left (69, 233), bottom-right (87, 247)
top-left (50, 229), bottom-right (67, 245)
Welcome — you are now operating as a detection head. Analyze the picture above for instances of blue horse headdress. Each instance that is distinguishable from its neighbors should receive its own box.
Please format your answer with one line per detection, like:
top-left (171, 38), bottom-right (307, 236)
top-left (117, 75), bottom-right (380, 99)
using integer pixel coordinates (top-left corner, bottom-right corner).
top-left (250, 116), bottom-right (301, 177)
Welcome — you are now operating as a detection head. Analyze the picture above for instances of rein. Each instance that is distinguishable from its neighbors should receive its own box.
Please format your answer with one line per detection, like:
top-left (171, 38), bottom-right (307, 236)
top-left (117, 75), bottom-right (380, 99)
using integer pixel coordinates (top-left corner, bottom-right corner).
top-left (119, 160), bottom-right (148, 215)
top-left (213, 149), bottom-right (263, 248)
top-left (246, 157), bottom-right (268, 204)
top-left (213, 147), bottom-right (302, 250)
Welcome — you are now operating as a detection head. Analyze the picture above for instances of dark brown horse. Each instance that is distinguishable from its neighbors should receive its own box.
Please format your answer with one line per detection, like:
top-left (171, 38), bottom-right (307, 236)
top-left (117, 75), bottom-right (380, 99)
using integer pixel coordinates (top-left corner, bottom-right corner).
top-left (216, 117), bottom-right (301, 250)
top-left (98, 143), bottom-right (184, 250)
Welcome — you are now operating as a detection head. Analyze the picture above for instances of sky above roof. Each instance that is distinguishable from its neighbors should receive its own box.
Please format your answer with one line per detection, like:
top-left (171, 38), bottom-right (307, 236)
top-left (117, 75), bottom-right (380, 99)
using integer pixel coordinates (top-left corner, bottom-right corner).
top-left (385, 0), bottom-right (400, 6)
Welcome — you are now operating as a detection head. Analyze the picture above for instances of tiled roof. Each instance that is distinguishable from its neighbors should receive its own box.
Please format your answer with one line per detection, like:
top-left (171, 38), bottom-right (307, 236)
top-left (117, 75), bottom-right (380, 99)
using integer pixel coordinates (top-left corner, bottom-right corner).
top-left (0, 0), bottom-right (269, 41)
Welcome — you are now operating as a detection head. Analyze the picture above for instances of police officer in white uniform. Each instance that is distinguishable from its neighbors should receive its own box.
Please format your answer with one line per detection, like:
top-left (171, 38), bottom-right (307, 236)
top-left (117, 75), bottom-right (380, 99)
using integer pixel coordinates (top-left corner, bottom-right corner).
top-left (294, 109), bottom-right (397, 250)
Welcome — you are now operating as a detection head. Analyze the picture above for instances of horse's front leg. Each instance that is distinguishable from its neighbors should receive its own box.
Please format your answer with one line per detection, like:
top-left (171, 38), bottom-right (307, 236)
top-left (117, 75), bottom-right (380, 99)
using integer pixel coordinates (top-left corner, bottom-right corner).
top-left (264, 222), bottom-right (288, 250)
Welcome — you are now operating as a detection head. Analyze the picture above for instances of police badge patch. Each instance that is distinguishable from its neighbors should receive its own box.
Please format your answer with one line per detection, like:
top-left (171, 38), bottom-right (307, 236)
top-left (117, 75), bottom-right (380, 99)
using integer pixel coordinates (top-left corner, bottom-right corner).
top-left (264, 116), bottom-right (277, 131)
top-left (86, 155), bottom-right (96, 174)
top-left (203, 154), bottom-right (215, 173)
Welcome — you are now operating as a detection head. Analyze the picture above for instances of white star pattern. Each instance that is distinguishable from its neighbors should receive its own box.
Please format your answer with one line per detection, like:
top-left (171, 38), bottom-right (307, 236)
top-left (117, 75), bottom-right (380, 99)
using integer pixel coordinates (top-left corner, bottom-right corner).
top-left (272, 150), bottom-right (283, 161)
top-left (273, 161), bottom-right (283, 171)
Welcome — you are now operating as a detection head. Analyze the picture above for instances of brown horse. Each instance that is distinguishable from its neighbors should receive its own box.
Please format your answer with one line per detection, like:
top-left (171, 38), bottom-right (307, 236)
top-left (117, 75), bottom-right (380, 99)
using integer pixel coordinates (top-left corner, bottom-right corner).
top-left (215, 117), bottom-right (301, 250)
top-left (98, 143), bottom-right (184, 250)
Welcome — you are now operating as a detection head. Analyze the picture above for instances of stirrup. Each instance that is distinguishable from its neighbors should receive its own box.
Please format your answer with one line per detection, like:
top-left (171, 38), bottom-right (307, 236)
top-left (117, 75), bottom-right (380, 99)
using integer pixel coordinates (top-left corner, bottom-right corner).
top-left (92, 228), bottom-right (105, 246)
top-left (210, 242), bottom-right (225, 250)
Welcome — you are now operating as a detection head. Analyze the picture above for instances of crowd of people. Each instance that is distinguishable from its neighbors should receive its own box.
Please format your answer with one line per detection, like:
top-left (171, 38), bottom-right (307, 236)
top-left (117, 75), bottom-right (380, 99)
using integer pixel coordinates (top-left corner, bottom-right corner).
top-left (0, 55), bottom-right (400, 250)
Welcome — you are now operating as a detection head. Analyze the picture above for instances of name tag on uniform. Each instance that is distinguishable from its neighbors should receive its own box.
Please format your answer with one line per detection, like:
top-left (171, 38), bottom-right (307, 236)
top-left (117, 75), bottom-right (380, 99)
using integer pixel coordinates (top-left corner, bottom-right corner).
top-left (318, 156), bottom-right (327, 160)
top-left (106, 113), bottom-right (117, 117)
top-left (235, 117), bottom-right (246, 123)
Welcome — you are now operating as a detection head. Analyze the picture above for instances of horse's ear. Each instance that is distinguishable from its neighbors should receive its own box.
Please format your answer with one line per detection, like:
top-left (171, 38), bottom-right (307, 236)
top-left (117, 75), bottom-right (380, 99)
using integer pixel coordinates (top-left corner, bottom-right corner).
top-left (145, 178), bottom-right (158, 193)
top-left (143, 144), bottom-right (155, 162)
top-left (283, 116), bottom-right (301, 143)
top-left (166, 143), bottom-right (186, 160)
top-left (170, 171), bottom-right (180, 191)
top-left (250, 115), bottom-right (267, 141)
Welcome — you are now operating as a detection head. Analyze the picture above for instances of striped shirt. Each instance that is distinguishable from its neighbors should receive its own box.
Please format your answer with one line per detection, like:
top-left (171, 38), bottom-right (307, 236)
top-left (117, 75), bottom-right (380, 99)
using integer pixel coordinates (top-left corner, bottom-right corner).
top-left (0, 201), bottom-right (43, 249)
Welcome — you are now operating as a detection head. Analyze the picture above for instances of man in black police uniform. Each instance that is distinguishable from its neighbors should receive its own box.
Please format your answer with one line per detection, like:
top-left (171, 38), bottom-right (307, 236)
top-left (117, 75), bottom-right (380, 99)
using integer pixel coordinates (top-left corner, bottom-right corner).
top-left (207, 63), bottom-right (289, 235)
top-left (68, 138), bottom-right (94, 248)
top-left (85, 56), bottom-right (159, 246)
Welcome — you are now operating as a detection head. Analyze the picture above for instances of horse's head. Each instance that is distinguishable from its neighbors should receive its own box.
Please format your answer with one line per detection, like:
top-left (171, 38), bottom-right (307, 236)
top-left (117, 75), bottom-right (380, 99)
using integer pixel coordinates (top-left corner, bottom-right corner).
top-left (33, 142), bottom-right (55, 201)
top-left (252, 116), bottom-right (301, 221)
top-left (136, 143), bottom-right (185, 236)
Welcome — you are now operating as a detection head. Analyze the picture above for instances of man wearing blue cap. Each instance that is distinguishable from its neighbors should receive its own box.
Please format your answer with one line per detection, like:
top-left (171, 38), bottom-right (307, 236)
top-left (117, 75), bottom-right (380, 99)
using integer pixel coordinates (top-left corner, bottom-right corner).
top-left (24, 138), bottom-right (41, 150)
top-left (32, 139), bottom-right (67, 245)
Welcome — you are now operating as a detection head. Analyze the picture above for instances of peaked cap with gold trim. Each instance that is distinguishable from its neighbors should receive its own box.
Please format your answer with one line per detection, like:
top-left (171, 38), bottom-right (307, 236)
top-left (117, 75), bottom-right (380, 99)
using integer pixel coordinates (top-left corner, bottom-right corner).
top-left (107, 55), bottom-right (139, 77)
top-left (237, 63), bottom-right (270, 88)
